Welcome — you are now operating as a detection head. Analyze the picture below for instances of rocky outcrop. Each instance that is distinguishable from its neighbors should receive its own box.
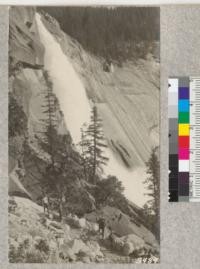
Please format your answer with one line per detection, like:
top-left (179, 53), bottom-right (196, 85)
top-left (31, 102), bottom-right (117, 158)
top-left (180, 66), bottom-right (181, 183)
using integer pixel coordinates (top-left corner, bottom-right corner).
top-left (9, 195), bottom-right (159, 263)
top-left (9, 7), bottom-right (159, 206)
top-left (85, 206), bottom-right (159, 250)
top-left (41, 15), bottom-right (159, 168)
top-left (9, 166), bottom-right (32, 199)
top-left (9, 7), bottom-right (44, 70)
top-left (36, 12), bottom-right (159, 206)
top-left (9, 7), bottom-right (71, 202)
top-left (9, 8), bottom-right (159, 254)
top-left (60, 239), bottom-right (104, 262)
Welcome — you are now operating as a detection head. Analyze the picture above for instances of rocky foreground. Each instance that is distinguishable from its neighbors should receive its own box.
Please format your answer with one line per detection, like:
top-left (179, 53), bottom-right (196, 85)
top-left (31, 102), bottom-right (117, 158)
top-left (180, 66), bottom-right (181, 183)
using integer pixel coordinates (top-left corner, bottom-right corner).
top-left (9, 196), bottom-right (159, 263)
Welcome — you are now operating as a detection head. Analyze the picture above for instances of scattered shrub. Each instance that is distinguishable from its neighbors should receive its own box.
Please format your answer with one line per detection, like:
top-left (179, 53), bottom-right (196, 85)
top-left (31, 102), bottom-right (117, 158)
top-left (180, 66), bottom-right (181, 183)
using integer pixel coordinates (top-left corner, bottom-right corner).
top-left (35, 239), bottom-right (50, 254)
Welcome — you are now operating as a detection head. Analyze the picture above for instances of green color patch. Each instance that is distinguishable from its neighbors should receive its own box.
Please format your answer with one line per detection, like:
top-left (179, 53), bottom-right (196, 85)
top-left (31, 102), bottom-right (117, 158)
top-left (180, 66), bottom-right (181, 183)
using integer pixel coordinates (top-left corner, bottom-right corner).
top-left (179, 112), bottom-right (189, 123)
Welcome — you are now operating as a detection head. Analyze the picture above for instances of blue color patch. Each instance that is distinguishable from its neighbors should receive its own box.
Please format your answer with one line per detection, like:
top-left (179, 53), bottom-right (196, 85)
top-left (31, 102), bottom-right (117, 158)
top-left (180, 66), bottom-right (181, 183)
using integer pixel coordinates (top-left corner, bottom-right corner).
top-left (178, 100), bottom-right (189, 112)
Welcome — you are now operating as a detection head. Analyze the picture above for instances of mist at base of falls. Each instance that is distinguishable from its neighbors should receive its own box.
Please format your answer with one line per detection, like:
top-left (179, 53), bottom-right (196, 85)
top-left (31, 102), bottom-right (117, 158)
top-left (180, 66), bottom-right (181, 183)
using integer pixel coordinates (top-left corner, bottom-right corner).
top-left (36, 14), bottom-right (148, 207)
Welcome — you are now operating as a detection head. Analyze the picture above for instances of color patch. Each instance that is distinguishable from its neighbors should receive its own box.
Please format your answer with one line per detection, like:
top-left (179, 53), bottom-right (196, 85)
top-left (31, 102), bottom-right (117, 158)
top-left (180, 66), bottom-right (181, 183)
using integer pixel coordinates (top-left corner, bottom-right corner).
top-left (178, 100), bottom-right (189, 112)
top-left (179, 184), bottom-right (190, 196)
top-left (178, 124), bottom-right (189, 136)
top-left (179, 136), bottom-right (189, 148)
top-left (179, 160), bottom-right (189, 172)
top-left (179, 112), bottom-right (189, 123)
top-left (179, 87), bottom-right (189, 99)
top-left (179, 148), bottom-right (189, 159)
top-left (178, 172), bottom-right (189, 184)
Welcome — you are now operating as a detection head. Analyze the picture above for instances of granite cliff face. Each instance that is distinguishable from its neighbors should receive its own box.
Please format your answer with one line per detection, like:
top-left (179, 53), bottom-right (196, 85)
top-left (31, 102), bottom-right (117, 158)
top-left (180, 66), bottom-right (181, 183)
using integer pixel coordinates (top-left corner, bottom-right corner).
top-left (9, 7), bottom-right (44, 69)
top-left (40, 14), bottom-right (159, 169)
top-left (8, 7), bottom-right (160, 262)
top-left (9, 7), bottom-right (69, 200)
top-left (37, 12), bottom-right (159, 206)
top-left (9, 7), bottom-right (159, 206)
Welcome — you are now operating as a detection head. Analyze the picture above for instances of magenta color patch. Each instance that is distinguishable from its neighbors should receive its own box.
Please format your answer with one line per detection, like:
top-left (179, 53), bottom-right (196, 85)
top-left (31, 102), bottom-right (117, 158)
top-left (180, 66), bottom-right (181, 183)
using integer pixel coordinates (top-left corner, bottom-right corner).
top-left (179, 148), bottom-right (189, 159)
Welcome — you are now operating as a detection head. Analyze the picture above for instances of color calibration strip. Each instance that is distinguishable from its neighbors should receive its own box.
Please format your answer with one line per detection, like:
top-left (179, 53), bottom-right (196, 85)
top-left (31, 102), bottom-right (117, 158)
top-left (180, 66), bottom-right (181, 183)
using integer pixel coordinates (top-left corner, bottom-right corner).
top-left (168, 77), bottom-right (195, 202)
top-left (178, 78), bottom-right (190, 202)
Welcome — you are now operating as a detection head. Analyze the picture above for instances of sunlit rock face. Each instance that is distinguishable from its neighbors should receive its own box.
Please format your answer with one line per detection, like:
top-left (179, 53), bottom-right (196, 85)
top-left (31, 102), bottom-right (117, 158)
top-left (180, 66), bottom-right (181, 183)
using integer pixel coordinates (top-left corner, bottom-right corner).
top-left (37, 14), bottom-right (159, 206)
top-left (9, 7), bottom-right (159, 207)
top-left (9, 7), bottom-right (44, 68)
top-left (40, 15), bottom-right (159, 169)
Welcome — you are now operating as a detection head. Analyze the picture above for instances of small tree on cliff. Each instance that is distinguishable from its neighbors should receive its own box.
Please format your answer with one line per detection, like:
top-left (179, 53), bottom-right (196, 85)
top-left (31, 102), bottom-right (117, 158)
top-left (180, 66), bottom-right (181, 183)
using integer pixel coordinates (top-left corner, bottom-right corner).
top-left (39, 70), bottom-right (57, 167)
top-left (95, 175), bottom-right (125, 207)
top-left (143, 147), bottom-right (160, 240)
top-left (38, 71), bottom-right (81, 220)
top-left (80, 104), bottom-right (109, 183)
top-left (79, 124), bottom-right (90, 182)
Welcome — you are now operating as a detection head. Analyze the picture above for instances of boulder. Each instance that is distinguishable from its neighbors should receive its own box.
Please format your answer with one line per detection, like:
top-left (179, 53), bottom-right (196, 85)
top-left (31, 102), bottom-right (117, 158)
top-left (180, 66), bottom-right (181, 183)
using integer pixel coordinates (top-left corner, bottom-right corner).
top-left (60, 239), bottom-right (103, 262)
top-left (122, 234), bottom-right (145, 250)
top-left (87, 222), bottom-right (99, 232)
top-left (86, 241), bottom-right (100, 253)
top-left (49, 221), bottom-right (62, 230)
top-left (54, 230), bottom-right (64, 239)
top-left (77, 218), bottom-right (86, 228)
top-left (74, 218), bottom-right (86, 228)
top-left (18, 234), bottom-right (33, 245)
top-left (63, 223), bottom-right (70, 233)
top-left (59, 242), bottom-right (75, 260)
top-left (123, 242), bottom-right (134, 256)
top-left (72, 215), bottom-right (79, 221)
top-left (86, 241), bottom-right (103, 259)
top-left (9, 238), bottom-right (19, 250)
top-left (59, 248), bottom-right (76, 262)
top-left (70, 239), bottom-right (90, 254)
top-left (109, 233), bottom-right (146, 255)
top-left (95, 256), bottom-right (105, 263)
top-left (86, 206), bottom-right (158, 249)
top-left (20, 219), bottom-right (28, 226)
top-left (112, 235), bottom-right (124, 251)
top-left (65, 215), bottom-right (87, 229)
top-left (49, 213), bottom-right (54, 220)
top-left (81, 256), bottom-right (91, 263)
top-left (34, 236), bottom-right (43, 244)
top-left (49, 239), bottom-right (57, 250)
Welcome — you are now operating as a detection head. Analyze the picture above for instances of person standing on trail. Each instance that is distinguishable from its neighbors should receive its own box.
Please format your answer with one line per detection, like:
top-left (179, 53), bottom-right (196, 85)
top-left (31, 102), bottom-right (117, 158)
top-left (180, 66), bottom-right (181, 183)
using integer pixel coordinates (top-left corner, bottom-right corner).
top-left (42, 194), bottom-right (49, 216)
top-left (97, 217), bottom-right (106, 239)
top-left (108, 226), bottom-right (115, 247)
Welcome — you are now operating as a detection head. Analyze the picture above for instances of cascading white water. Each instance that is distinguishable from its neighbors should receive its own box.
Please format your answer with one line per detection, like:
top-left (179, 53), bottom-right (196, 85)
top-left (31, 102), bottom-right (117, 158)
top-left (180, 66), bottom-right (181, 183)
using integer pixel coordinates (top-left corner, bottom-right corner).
top-left (36, 15), bottom-right (91, 145)
top-left (36, 15), bottom-right (148, 207)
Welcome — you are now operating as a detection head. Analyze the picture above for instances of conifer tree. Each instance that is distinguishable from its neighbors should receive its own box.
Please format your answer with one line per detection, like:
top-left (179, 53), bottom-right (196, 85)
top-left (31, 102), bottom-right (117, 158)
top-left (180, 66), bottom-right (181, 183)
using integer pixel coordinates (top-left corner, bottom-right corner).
top-left (39, 70), bottom-right (57, 167)
top-left (38, 71), bottom-right (85, 219)
top-left (143, 147), bottom-right (160, 240)
top-left (37, 71), bottom-right (69, 219)
top-left (81, 104), bottom-right (109, 183)
top-left (79, 124), bottom-right (90, 182)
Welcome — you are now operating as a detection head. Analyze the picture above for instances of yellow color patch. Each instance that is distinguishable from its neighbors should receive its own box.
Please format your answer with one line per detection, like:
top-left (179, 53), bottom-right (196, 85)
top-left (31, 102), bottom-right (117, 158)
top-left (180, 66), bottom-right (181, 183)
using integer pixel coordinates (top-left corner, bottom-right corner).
top-left (178, 124), bottom-right (189, 136)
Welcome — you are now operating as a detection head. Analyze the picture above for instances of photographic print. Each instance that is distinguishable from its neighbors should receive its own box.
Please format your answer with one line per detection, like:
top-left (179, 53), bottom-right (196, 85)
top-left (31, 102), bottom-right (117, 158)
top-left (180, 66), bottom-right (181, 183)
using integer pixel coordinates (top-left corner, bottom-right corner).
top-left (9, 6), bottom-right (160, 263)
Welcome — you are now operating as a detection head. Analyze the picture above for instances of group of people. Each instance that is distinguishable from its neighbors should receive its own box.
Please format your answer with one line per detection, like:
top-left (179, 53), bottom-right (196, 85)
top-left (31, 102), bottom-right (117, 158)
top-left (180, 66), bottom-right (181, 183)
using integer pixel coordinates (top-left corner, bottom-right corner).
top-left (42, 194), bottom-right (113, 240)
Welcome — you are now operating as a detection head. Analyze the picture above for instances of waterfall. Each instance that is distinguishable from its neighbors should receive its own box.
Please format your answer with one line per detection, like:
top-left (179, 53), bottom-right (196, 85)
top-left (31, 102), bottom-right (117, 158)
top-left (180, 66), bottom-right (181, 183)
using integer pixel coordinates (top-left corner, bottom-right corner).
top-left (36, 15), bottom-right (91, 145)
top-left (36, 14), bottom-right (148, 207)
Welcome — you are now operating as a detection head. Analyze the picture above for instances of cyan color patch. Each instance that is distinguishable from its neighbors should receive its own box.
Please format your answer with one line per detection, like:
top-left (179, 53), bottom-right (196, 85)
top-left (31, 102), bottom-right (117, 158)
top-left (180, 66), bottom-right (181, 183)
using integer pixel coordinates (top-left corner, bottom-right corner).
top-left (178, 100), bottom-right (189, 112)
